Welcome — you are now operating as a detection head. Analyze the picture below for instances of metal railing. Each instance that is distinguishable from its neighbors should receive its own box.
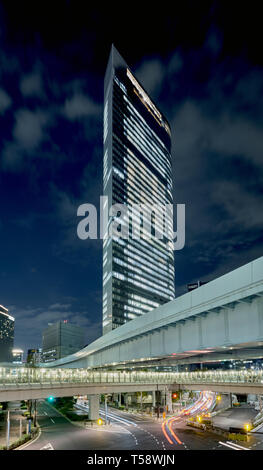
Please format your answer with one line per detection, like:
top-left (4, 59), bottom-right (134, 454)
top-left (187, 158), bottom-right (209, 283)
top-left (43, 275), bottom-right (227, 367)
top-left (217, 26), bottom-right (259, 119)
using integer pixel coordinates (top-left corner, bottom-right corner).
top-left (1, 367), bottom-right (263, 386)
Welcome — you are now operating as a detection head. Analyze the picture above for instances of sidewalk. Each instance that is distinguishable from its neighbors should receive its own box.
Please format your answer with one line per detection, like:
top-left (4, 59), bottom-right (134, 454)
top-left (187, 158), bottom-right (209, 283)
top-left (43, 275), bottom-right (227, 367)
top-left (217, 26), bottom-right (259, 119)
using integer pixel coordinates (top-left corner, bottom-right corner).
top-left (0, 402), bottom-right (28, 448)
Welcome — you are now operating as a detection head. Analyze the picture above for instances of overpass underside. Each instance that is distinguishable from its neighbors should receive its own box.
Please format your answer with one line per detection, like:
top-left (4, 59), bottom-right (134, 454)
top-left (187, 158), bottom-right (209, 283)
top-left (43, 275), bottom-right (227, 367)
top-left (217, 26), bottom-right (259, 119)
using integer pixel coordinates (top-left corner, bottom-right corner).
top-left (0, 383), bottom-right (169, 402)
top-left (1, 381), bottom-right (263, 402)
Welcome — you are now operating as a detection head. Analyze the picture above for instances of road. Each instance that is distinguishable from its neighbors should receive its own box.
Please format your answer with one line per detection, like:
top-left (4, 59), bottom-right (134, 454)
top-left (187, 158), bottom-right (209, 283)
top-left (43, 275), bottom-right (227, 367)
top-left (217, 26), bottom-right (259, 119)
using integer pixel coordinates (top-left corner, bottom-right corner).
top-left (213, 406), bottom-right (258, 430)
top-left (19, 399), bottom-right (263, 451)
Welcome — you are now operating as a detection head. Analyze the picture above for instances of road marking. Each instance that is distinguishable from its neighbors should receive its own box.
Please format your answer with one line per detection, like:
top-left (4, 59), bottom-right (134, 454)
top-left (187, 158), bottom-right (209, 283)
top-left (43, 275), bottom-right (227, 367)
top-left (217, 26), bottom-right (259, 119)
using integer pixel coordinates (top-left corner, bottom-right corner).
top-left (86, 426), bottom-right (130, 434)
top-left (226, 441), bottom-right (250, 450)
top-left (100, 411), bottom-right (137, 427)
top-left (50, 418), bottom-right (55, 424)
top-left (40, 443), bottom-right (54, 450)
top-left (219, 441), bottom-right (241, 450)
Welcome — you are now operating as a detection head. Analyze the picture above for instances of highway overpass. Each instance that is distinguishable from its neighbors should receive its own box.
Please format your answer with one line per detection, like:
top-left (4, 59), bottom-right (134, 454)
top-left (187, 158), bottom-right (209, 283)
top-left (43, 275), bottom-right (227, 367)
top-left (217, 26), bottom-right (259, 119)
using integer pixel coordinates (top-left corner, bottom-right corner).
top-left (40, 256), bottom-right (263, 369)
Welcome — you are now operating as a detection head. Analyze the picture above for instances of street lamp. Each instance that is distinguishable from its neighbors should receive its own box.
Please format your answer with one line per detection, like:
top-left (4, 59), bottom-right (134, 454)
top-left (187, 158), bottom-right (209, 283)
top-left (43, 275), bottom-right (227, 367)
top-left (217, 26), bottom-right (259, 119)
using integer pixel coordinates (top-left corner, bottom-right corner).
top-left (244, 423), bottom-right (251, 432)
top-left (6, 410), bottom-right (10, 450)
top-left (104, 394), bottom-right (108, 425)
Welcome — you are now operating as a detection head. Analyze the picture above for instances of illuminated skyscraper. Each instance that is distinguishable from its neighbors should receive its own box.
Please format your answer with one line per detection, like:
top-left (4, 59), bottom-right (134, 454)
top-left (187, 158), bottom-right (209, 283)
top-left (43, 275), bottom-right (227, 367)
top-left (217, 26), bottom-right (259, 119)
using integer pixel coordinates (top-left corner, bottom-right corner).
top-left (102, 46), bottom-right (175, 335)
top-left (0, 305), bottom-right (15, 362)
top-left (42, 321), bottom-right (85, 363)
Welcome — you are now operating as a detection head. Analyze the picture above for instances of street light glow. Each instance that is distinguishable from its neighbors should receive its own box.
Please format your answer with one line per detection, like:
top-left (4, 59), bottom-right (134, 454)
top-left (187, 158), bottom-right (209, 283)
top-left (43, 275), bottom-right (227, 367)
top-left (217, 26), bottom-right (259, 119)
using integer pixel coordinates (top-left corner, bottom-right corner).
top-left (244, 423), bottom-right (251, 432)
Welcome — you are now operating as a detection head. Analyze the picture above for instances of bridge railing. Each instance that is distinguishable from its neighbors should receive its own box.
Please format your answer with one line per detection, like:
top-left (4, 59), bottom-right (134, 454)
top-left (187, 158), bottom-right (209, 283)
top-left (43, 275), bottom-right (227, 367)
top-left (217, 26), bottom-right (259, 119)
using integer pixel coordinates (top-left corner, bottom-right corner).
top-left (1, 367), bottom-right (263, 386)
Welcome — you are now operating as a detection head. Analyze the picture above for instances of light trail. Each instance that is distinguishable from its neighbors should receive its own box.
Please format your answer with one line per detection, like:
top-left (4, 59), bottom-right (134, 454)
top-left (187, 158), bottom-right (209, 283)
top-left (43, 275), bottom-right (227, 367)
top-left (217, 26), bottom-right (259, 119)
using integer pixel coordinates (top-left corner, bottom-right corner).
top-left (162, 390), bottom-right (216, 446)
top-left (161, 421), bottom-right (173, 445)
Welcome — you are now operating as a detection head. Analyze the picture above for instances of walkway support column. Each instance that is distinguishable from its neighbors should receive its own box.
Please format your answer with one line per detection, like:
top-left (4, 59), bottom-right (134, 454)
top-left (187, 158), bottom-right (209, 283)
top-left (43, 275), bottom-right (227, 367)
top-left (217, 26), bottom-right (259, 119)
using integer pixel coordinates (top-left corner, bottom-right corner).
top-left (152, 391), bottom-right (156, 408)
top-left (118, 393), bottom-right (122, 407)
top-left (166, 390), bottom-right (172, 413)
top-left (124, 393), bottom-right (129, 408)
top-left (131, 393), bottom-right (137, 406)
top-left (88, 394), bottom-right (100, 421)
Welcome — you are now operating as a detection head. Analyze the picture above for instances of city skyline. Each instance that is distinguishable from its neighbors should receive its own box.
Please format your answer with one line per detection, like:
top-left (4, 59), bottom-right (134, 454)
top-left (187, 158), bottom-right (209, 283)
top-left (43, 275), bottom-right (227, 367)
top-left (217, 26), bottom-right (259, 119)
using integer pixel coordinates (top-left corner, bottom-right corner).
top-left (0, 4), bottom-right (262, 353)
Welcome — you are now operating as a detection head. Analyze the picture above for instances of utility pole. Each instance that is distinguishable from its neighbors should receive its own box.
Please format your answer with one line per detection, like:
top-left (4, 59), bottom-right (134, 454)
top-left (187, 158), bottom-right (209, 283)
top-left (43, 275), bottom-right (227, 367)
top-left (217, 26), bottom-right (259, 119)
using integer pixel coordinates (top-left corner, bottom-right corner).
top-left (105, 395), bottom-right (108, 425)
top-left (6, 410), bottom-right (10, 450)
top-left (33, 399), bottom-right (37, 427)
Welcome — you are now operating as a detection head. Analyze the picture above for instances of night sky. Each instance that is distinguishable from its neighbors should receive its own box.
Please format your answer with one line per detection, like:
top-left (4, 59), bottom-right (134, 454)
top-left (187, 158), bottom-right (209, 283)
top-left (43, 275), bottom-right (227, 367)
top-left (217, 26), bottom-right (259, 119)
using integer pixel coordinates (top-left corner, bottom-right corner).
top-left (0, 2), bottom-right (262, 354)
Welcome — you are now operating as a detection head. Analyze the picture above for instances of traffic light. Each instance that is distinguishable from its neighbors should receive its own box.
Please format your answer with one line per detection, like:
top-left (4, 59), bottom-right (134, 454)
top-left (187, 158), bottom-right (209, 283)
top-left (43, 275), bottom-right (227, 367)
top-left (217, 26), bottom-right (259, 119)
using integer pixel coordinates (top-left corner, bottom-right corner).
top-left (47, 396), bottom-right (55, 402)
top-left (172, 393), bottom-right (178, 399)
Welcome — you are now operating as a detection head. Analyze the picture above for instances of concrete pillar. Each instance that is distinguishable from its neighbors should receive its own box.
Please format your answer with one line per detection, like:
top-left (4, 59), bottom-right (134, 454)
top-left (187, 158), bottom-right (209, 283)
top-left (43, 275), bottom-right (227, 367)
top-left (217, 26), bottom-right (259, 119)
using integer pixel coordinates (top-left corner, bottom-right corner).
top-left (229, 392), bottom-right (233, 408)
top-left (152, 391), bottom-right (156, 408)
top-left (113, 393), bottom-right (118, 405)
top-left (88, 394), bottom-right (100, 421)
top-left (160, 390), bottom-right (166, 407)
top-left (131, 393), bottom-right (137, 405)
top-left (118, 393), bottom-right (122, 407)
top-left (124, 394), bottom-right (129, 407)
top-left (166, 391), bottom-right (172, 413)
top-left (248, 394), bottom-right (257, 403)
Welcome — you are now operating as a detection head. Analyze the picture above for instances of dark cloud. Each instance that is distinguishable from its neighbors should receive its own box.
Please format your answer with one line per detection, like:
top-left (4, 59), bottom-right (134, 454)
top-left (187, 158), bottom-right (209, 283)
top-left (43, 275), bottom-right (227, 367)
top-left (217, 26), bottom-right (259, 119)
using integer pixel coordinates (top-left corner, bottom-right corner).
top-left (20, 71), bottom-right (43, 97)
top-left (64, 93), bottom-right (101, 120)
top-left (13, 109), bottom-right (49, 149)
top-left (0, 87), bottom-right (12, 113)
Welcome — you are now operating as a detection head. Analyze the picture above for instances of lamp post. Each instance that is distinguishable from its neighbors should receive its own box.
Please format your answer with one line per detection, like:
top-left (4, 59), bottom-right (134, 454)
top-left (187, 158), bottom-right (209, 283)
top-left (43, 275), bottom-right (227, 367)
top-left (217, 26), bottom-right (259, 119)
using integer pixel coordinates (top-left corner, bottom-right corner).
top-left (33, 399), bottom-right (37, 427)
top-left (105, 394), bottom-right (108, 425)
top-left (6, 410), bottom-right (10, 450)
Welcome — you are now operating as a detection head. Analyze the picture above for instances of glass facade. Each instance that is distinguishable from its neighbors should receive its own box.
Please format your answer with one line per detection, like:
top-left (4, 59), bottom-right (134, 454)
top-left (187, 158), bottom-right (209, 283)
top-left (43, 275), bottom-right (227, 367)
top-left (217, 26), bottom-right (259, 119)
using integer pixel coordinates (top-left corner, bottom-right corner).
top-left (103, 46), bottom-right (175, 335)
top-left (0, 305), bottom-right (15, 362)
top-left (42, 321), bottom-right (85, 363)
top-left (27, 348), bottom-right (42, 366)
top-left (12, 348), bottom-right (24, 364)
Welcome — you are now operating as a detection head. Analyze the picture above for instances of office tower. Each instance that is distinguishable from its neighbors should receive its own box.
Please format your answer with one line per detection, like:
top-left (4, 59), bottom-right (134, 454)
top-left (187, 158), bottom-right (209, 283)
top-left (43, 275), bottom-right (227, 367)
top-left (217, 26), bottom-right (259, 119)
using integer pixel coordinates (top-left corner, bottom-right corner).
top-left (12, 348), bottom-right (24, 364)
top-left (0, 305), bottom-right (15, 362)
top-left (27, 348), bottom-right (42, 366)
top-left (103, 45), bottom-right (175, 335)
top-left (42, 320), bottom-right (85, 363)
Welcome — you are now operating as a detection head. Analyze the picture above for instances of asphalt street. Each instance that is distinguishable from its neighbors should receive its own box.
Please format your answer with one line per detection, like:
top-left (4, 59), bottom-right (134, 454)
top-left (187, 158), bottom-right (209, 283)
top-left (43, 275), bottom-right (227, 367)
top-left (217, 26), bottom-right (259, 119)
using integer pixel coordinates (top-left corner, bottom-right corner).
top-left (18, 400), bottom-right (263, 451)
